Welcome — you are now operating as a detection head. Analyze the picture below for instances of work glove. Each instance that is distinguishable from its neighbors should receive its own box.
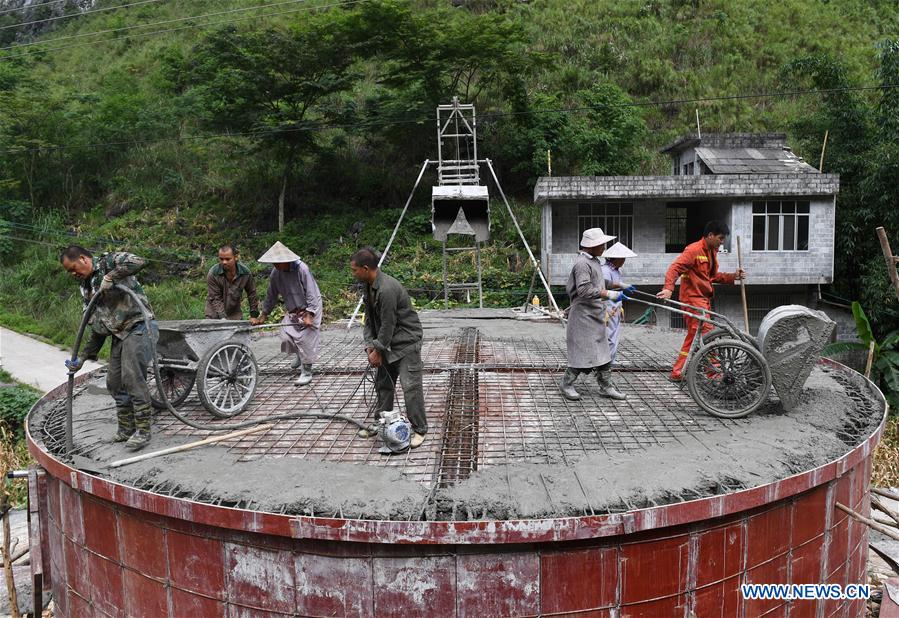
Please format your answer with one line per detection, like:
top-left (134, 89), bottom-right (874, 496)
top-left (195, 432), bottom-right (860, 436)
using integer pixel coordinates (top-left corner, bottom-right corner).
top-left (606, 290), bottom-right (628, 302)
top-left (98, 274), bottom-right (114, 292)
top-left (65, 357), bottom-right (84, 372)
top-left (622, 284), bottom-right (637, 295)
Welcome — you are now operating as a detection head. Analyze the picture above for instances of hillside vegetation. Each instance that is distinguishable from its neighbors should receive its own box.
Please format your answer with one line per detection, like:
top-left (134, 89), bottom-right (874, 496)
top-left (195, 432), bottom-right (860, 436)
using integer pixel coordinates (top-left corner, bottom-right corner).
top-left (0, 0), bottom-right (897, 348)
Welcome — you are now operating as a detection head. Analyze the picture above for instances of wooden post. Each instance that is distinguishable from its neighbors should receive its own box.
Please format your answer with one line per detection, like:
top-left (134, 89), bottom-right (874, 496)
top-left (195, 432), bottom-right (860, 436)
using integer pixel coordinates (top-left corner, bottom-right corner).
top-left (736, 236), bottom-right (750, 332)
top-left (877, 226), bottom-right (899, 301)
top-left (865, 340), bottom-right (876, 379)
top-left (819, 129), bottom-right (829, 172)
top-left (1, 497), bottom-right (20, 618)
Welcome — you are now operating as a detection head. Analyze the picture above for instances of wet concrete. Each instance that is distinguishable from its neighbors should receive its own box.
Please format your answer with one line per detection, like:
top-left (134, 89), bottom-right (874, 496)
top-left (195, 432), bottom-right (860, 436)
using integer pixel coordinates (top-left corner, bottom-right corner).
top-left (27, 315), bottom-right (884, 521)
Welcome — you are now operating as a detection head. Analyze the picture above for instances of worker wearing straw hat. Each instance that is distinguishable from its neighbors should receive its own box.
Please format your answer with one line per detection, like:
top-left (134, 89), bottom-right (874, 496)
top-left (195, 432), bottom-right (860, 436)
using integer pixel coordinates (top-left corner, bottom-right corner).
top-left (601, 242), bottom-right (638, 364)
top-left (250, 241), bottom-right (323, 386)
top-left (559, 228), bottom-right (631, 402)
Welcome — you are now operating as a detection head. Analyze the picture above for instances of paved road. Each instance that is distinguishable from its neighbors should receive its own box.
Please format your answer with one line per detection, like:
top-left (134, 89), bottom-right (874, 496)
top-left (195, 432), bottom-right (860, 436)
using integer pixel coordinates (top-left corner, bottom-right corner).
top-left (0, 326), bottom-right (102, 392)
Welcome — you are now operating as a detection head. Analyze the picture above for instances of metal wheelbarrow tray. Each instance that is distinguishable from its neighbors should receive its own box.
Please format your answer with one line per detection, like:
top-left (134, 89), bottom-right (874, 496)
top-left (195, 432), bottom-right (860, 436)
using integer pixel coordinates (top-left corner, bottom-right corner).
top-left (628, 292), bottom-right (835, 419)
top-left (147, 319), bottom-right (259, 418)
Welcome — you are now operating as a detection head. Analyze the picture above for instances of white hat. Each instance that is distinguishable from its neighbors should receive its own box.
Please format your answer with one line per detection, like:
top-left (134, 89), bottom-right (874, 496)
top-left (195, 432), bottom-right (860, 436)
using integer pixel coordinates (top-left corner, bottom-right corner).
top-left (257, 241), bottom-right (301, 264)
top-left (603, 242), bottom-right (637, 258)
top-left (580, 227), bottom-right (616, 248)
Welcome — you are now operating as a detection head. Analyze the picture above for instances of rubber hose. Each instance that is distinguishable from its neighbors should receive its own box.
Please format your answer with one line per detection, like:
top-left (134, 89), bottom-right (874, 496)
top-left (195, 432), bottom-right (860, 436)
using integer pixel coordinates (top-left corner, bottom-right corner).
top-left (65, 284), bottom-right (372, 453)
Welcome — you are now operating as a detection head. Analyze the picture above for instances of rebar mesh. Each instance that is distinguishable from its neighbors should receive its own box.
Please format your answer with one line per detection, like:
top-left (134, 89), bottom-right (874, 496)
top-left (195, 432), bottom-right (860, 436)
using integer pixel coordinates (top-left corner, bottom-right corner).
top-left (31, 327), bottom-right (883, 521)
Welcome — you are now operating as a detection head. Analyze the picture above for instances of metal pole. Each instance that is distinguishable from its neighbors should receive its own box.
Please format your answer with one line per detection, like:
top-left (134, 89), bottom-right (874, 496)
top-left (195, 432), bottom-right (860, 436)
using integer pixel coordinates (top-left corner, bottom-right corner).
top-left (485, 159), bottom-right (563, 317)
top-left (442, 241), bottom-right (449, 309)
top-left (347, 159), bottom-right (431, 328)
top-left (476, 241), bottom-right (483, 309)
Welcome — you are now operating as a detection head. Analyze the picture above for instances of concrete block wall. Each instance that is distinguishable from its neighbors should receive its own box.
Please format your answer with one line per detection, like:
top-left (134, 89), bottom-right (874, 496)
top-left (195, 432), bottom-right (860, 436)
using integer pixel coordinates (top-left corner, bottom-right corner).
top-left (543, 196), bottom-right (835, 288)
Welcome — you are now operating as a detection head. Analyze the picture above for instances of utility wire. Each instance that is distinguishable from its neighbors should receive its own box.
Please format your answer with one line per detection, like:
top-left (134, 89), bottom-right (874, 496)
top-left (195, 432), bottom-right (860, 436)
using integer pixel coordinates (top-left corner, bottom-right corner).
top-left (0, 0), bottom-right (330, 51)
top-left (0, 83), bottom-right (894, 156)
top-left (0, 0), bottom-right (364, 61)
top-left (0, 0), bottom-right (167, 32)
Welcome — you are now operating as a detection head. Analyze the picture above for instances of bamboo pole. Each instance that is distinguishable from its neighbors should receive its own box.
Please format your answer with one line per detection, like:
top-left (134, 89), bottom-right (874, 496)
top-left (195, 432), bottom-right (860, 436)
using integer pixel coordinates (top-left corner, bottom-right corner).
top-left (865, 340), bottom-right (876, 379)
top-left (819, 129), bottom-right (829, 172)
top-left (836, 501), bottom-right (899, 542)
top-left (736, 237), bottom-right (749, 332)
top-left (108, 423), bottom-right (274, 469)
top-left (876, 227), bottom-right (899, 301)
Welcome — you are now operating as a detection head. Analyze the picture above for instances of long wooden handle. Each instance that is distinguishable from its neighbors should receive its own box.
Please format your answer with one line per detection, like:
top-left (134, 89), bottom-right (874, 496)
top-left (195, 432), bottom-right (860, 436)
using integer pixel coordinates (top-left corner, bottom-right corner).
top-left (836, 501), bottom-right (899, 542)
top-left (736, 236), bottom-right (749, 332)
top-left (108, 423), bottom-right (274, 468)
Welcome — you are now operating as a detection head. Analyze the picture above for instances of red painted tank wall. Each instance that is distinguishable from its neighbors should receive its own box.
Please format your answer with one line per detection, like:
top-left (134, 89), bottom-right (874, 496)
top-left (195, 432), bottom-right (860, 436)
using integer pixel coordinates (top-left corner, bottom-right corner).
top-left (41, 458), bottom-right (871, 617)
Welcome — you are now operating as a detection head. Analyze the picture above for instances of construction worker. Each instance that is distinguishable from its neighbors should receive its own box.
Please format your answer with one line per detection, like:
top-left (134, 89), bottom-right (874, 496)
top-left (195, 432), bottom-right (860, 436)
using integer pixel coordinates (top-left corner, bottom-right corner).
top-left (349, 247), bottom-right (427, 449)
top-left (250, 241), bottom-right (322, 386)
top-left (204, 243), bottom-right (260, 321)
top-left (601, 242), bottom-right (638, 364)
top-left (657, 220), bottom-right (745, 381)
top-left (559, 228), bottom-right (632, 402)
top-left (59, 246), bottom-right (158, 451)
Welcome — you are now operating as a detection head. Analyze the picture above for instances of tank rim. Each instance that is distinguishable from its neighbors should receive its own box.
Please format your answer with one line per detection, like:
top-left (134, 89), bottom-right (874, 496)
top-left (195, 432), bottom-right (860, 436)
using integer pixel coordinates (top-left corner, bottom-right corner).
top-left (26, 357), bottom-right (887, 545)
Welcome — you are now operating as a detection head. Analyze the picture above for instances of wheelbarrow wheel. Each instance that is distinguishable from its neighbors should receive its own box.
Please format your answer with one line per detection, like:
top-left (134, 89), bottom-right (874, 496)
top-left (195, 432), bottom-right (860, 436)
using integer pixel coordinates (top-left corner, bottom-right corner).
top-left (686, 338), bottom-right (771, 419)
top-left (197, 341), bottom-right (258, 418)
top-left (148, 367), bottom-right (196, 410)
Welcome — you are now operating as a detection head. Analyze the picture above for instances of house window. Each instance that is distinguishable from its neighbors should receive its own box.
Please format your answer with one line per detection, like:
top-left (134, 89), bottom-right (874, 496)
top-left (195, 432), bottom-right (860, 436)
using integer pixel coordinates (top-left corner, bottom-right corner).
top-left (682, 161), bottom-right (695, 175)
top-left (665, 207), bottom-right (688, 253)
top-left (751, 200), bottom-right (810, 251)
top-left (578, 203), bottom-right (633, 249)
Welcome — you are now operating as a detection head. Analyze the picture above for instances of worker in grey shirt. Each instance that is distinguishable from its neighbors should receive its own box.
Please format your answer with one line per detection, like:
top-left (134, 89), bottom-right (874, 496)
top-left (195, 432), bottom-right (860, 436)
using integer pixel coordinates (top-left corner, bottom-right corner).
top-left (349, 247), bottom-right (427, 448)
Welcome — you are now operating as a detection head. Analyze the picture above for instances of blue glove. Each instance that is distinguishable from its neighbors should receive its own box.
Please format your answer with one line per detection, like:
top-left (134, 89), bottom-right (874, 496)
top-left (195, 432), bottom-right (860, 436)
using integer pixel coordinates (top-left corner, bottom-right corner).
top-left (65, 357), bottom-right (84, 372)
top-left (624, 284), bottom-right (637, 295)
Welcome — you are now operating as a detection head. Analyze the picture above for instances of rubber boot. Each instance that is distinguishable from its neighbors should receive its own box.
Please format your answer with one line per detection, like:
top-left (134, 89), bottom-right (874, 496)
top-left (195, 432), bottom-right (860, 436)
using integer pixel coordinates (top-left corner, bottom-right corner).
top-left (125, 404), bottom-right (152, 451)
top-left (559, 368), bottom-right (581, 401)
top-left (294, 364), bottom-right (313, 386)
top-left (113, 407), bottom-right (135, 442)
top-left (290, 353), bottom-right (302, 369)
top-left (597, 369), bottom-right (627, 400)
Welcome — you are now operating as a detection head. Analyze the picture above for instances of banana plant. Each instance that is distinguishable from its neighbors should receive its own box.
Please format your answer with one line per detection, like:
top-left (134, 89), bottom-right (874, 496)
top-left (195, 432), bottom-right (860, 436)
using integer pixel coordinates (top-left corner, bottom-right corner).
top-left (824, 301), bottom-right (899, 410)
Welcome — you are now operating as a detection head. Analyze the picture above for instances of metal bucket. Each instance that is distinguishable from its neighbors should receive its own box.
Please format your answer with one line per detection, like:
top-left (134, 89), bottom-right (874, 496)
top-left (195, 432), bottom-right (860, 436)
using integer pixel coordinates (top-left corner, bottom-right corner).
top-left (757, 305), bottom-right (836, 410)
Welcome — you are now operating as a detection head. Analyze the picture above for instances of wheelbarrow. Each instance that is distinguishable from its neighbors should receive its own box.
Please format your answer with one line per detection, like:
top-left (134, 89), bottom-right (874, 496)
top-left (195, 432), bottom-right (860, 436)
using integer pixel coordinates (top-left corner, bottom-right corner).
top-left (626, 291), bottom-right (835, 419)
top-left (147, 319), bottom-right (259, 418)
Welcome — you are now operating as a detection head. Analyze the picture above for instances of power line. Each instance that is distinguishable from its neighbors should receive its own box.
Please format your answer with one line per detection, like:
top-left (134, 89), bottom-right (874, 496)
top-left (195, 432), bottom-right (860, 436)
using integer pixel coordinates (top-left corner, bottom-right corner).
top-left (0, 83), bottom-right (894, 156)
top-left (0, 0), bottom-right (167, 32)
top-left (0, 0), bottom-right (364, 60)
top-left (0, 232), bottom-right (199, 267)
top-left (0, 0), bottom-right (320, 51)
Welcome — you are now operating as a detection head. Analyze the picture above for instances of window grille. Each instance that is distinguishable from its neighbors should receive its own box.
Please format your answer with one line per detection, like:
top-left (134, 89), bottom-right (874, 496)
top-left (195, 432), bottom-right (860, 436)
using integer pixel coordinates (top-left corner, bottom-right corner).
top-left (751, 200), bottom-right (810, 251)
top-left (577, 203), bottom-right (633, 249)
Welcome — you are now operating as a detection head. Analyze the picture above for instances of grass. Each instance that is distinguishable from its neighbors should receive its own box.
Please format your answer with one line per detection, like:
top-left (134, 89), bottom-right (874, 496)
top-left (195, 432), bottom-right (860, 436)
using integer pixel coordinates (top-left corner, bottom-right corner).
top-left (0, 370), bottom-right (37, 508)
top-left (873, 414), bottom-right (899, 489)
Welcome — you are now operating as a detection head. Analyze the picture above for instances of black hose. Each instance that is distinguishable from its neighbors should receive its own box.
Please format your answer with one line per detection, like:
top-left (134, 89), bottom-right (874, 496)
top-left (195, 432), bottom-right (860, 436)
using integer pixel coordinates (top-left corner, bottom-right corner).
top-left (65, 284), bottom-right (374, 458)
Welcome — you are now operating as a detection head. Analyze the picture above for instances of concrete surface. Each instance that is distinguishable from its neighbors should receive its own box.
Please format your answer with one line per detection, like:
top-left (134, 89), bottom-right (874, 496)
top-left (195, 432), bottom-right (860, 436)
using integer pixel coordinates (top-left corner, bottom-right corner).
top-left (0, 326), bottom-right (102, 392)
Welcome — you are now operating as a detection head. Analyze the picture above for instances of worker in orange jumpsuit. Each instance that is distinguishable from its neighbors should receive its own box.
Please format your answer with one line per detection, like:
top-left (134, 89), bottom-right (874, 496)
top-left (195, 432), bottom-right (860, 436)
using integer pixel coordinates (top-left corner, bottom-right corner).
top-left (657, 220), bottom-right (745, 381)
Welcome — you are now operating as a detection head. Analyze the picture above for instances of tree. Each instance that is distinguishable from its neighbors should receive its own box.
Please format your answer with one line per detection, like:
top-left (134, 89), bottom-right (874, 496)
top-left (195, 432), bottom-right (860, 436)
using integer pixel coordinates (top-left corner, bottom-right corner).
top-left (176, 11), bottom-right (361, 231)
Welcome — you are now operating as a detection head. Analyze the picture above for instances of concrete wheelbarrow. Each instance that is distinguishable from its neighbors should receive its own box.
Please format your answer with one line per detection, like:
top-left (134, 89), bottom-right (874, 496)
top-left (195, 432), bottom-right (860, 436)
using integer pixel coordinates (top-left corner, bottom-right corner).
top-left (146, 319), bottom-right (259, 418)
top-left (629, 292), bottom-right (835, 419)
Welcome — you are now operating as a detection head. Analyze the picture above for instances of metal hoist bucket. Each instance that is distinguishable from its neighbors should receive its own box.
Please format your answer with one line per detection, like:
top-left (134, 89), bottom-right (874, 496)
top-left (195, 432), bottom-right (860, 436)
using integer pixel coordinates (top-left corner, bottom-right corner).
top-left (757, 305), bottom-right (836, 411)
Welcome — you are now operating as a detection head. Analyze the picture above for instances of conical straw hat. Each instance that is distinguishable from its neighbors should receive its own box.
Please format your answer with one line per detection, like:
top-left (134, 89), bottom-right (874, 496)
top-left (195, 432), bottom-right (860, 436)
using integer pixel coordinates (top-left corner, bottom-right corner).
top-left (257, 241), bottom-right (301, 263)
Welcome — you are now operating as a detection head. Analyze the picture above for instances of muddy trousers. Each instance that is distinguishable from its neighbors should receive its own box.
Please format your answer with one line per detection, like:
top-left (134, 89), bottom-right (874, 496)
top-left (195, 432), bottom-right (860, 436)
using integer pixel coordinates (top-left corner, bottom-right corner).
top-left (374, 348), bottom-right (428, 435)
top-left (107, 321), bottom-right (159, 432)
top-left (671, 299), bottom-right (713, 379)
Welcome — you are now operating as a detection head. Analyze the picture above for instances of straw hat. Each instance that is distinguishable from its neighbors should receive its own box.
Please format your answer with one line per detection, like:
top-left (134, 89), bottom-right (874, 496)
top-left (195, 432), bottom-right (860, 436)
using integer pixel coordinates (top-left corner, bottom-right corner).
top-left (580, 227), bottom-right (616, 248)
top-left (257, 241), bottom-right (301, 264)
top-left (603, 242), bottom-right (637, 258)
